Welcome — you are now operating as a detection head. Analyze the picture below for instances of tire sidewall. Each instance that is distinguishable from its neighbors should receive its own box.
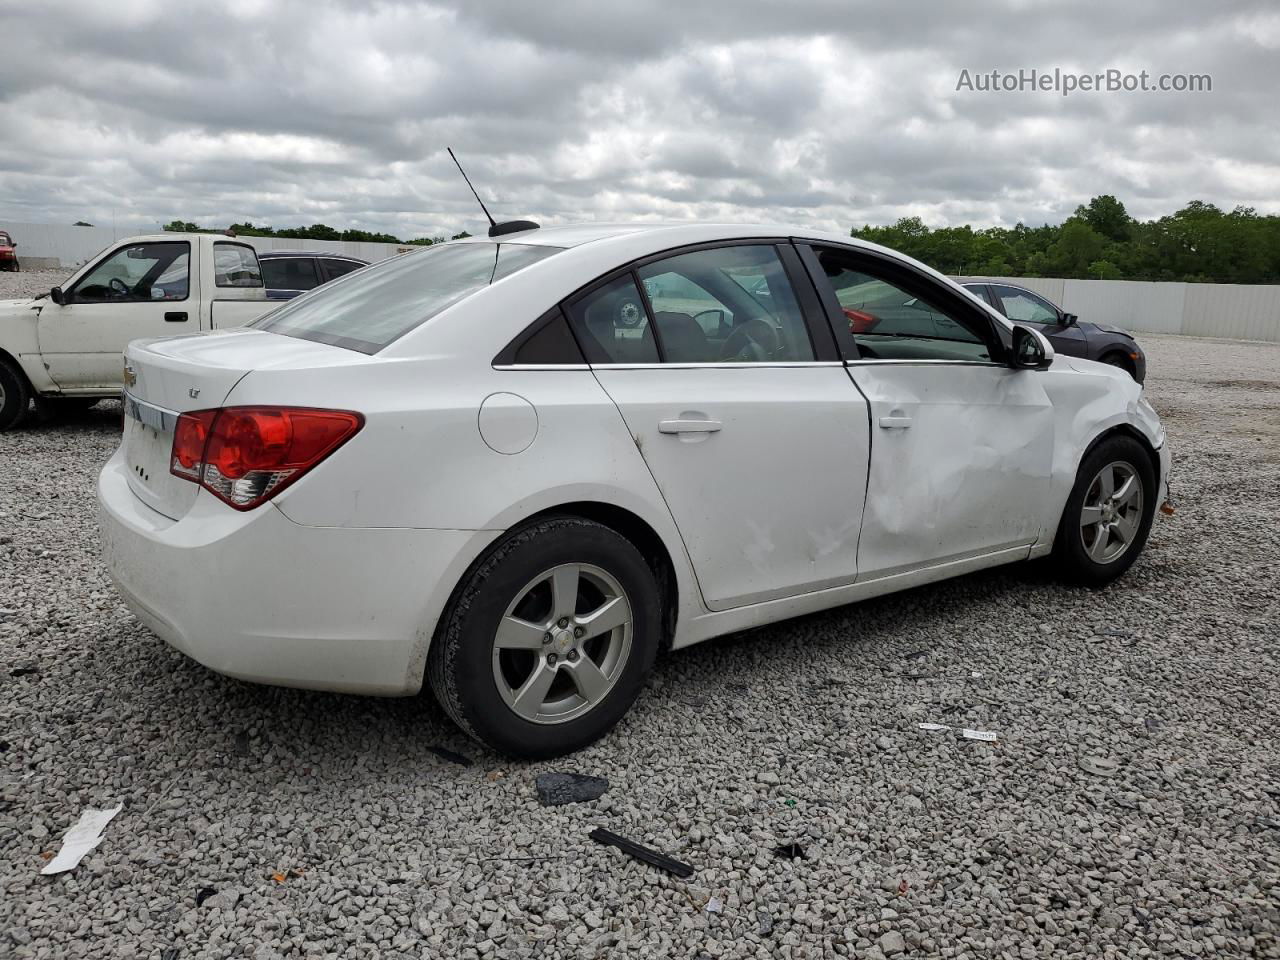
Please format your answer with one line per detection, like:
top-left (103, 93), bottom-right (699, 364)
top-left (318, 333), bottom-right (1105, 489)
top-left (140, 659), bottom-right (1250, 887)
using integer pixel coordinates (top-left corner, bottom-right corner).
top-left (0, 363), bottom-right (30, 431)
top-left (438, 519), bottom-right (660, 758)
top-left (1057, 435), bottom-right (1157, 584)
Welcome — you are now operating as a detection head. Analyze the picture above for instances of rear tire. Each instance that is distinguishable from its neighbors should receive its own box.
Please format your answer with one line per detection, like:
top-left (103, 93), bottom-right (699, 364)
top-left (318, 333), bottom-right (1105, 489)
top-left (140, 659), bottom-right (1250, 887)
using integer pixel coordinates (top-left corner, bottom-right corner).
top-left (0, 362), bottom-right (31, 431)
top-left (1053, 435), bottom-right (1156, 586)
top-left (428, 517), bottom-right (661, 759)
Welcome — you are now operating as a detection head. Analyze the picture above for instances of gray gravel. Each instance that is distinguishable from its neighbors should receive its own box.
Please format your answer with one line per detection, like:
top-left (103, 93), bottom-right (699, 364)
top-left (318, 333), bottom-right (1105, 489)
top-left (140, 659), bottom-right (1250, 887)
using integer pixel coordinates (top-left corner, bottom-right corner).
top-left (2, 281), bottom-right (1279, 958)
top-left (0, 268), bottom-right (74, 301)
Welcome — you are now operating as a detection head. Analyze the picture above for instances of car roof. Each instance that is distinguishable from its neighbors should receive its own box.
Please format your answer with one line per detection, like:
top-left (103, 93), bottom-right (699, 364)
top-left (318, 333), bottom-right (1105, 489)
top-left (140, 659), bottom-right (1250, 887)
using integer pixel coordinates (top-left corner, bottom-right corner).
top-left (456, 221), bottom-right (880, 251)
top-left (258, 250), bottom-right (368, 262)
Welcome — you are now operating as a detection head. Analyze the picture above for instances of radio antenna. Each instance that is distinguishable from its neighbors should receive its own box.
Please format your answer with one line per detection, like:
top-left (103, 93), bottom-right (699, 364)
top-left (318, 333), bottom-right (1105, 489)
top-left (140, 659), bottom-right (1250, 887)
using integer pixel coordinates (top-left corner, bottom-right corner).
top-left (446, 147), bottom-right (540, 238)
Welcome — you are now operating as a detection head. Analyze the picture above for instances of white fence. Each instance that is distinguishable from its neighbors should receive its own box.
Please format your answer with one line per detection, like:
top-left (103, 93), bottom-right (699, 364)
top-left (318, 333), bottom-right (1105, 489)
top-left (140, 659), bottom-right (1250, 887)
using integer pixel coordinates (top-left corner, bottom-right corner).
top-left (5, 220), bottom-right (1278, 342)
top-left (968, 275), bottom-right (1280, 343)
top-left (0, 220), bottom-right (414, 271)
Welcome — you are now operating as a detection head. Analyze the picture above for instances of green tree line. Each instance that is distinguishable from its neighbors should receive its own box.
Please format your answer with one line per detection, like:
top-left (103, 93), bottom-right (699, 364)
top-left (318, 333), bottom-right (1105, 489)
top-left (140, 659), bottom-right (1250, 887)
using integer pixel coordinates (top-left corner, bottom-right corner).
top-left (851, 197), bottom-right (1280, 284)
top-left (162, 220), bottom-right (471, 246)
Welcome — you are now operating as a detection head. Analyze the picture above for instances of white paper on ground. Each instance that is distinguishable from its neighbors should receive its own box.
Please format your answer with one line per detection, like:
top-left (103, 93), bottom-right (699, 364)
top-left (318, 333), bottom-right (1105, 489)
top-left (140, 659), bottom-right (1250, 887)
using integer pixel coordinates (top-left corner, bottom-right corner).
top-left (961, 729), bottom-right (998, 742)
top-left (705, 896), bottom-right (723, 914)
top-left (40, 804), bottom-right (123, 875)
top-left (917, 723), bottom-right (951, 731)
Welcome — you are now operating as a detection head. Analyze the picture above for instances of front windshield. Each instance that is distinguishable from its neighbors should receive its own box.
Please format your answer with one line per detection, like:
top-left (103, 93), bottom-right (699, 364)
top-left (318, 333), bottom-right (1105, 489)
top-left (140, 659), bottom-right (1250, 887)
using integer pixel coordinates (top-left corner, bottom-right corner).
top-left (253, 241), bottom-right (562, 354)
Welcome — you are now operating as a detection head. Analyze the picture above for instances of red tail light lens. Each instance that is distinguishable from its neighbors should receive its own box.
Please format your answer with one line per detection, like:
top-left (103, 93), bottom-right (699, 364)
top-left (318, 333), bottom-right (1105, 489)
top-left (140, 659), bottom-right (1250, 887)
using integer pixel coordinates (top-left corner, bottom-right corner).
top-left (170, 406), bottom-right (363, 510)
top-left (843, 307), bottom-right (880, 334)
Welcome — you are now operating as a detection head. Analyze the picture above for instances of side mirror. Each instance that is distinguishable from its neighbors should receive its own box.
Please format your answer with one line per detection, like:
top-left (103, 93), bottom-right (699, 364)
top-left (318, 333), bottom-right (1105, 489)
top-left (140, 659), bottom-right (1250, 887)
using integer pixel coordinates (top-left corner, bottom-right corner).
top-left (1010, 323), bottom-right (1054, 370)
top-left (49, 286), bottom-right (65, 305)
top-left (1061, 312), bottom-right (1078, 327)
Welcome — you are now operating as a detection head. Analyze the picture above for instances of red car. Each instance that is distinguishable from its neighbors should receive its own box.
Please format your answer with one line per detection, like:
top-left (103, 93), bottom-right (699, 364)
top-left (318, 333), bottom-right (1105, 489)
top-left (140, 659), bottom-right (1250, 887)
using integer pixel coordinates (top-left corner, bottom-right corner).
top-left (0, 231), bottom-right (17, 272)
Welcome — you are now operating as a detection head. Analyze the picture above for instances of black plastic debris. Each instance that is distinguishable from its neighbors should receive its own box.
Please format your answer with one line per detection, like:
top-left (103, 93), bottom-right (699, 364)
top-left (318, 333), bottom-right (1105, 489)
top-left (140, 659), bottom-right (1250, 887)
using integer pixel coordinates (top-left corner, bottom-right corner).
top-left (231, 732), bottom-right (251, 757)
top-left (774, 842), bottom-right (807, 860)
top-left (195, 887), bottom-right (217, 908)
top-left (428, 745), bottom-right (473, 767)
top-left (588, 827), bottom-right (694, 878)
top-left (1143, 717), bottom-right (1163, 732)
top-left (904, 649), bottom-right (928, 661)
top-left (0, 741), bottom-right (8, 753)
top-left (9, 666), bottom-right (38, 678)
top-left (160, 949), bottom-right (180, 960)
top-left (757, 910), bottom-right (775, 935)
top-left (536, 773), bottom-right (608, 806)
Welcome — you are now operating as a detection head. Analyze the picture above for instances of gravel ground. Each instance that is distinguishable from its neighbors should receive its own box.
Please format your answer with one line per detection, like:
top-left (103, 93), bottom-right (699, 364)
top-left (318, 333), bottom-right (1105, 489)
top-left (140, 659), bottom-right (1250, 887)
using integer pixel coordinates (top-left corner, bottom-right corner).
top-left (0, 269), bottom-right (74, 301)
top-left (1, 283), bottom-right (1278, 958)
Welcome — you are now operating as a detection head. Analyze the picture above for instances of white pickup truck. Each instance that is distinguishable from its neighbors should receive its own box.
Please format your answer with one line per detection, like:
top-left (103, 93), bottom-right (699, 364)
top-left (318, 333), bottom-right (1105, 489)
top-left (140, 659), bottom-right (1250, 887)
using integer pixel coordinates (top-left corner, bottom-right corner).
top-left (0, 233), bottom-right (274, 430)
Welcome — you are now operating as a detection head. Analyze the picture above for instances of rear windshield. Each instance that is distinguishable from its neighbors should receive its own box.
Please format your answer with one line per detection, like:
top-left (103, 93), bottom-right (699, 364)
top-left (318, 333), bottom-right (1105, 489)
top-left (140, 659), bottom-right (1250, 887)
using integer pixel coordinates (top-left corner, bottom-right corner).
top-left (253, 241), bottom-right (562, 353)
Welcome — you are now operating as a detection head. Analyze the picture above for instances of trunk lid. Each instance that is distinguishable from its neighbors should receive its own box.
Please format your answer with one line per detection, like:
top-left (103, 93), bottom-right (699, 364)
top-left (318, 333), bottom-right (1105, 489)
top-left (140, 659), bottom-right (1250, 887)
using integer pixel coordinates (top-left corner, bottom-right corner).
top-left (122, 329), bottom-right (367, 519)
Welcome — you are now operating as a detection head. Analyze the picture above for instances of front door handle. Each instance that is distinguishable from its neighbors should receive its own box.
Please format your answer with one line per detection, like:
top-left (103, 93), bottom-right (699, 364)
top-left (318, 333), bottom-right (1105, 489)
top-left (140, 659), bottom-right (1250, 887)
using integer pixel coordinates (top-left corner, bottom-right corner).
top-left (658, 419), bottom-right (722, 435)
top-left (164, 312), bottom-right (188, 323)
top-left (878, 415), bottom-right (913, 429)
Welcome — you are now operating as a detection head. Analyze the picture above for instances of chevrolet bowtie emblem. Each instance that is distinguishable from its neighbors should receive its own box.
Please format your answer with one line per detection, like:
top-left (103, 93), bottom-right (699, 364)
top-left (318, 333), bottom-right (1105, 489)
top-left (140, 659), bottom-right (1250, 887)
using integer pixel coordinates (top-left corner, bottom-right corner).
top-left (188, 387), bottom-right (201, 399)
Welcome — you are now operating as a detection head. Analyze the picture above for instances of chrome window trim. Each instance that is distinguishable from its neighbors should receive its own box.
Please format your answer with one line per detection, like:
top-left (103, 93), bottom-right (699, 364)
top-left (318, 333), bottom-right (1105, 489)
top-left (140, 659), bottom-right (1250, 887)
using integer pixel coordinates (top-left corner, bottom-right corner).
top-left (845, 359), bottom-right (1007, 368)
top-left (122, 391), bottom-right (179, 433)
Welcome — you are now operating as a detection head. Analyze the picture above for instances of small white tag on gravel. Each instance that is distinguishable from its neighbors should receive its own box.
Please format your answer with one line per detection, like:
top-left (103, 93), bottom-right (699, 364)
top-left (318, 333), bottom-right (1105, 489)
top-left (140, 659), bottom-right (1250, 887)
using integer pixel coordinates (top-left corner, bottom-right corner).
top-left (40, 804), bottom-right (122, 875)
top-left (705, 896), bottom-right (723, 914)
top-left (917, 723), bottom-right (951, 731)
top-left (961, 729), bottom-right (998, 742)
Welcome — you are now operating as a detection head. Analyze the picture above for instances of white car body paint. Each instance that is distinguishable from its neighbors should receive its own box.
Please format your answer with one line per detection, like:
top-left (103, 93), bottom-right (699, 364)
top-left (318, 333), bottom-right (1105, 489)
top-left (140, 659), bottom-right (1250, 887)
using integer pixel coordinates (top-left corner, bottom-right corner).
top-left (0, 234), bottom-right (271, 398)
top-left (98, 223), bottom-right (1170, 696)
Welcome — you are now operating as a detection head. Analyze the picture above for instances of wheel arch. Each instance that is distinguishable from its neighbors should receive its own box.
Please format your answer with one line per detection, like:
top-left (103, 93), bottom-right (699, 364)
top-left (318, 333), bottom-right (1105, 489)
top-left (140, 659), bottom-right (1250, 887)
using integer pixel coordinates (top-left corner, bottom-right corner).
top-left (1097, 348), bottom-right (1137, 378)
top-left (508, 501), bottom-right (680, 652)
top-left (1081, 422), bottom-right (1160, 483)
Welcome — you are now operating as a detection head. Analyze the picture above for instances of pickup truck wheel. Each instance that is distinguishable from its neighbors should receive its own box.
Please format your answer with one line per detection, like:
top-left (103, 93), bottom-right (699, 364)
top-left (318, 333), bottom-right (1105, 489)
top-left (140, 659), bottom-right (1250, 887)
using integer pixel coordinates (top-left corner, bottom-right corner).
top-left (0, 362), bottom-right (32, 431)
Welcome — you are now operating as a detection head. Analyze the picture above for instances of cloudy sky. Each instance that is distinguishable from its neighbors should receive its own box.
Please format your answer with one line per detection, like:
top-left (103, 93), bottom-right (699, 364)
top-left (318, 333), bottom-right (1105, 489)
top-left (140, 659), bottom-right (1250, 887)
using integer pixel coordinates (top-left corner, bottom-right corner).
top-left (0, 0), bottom-right (1276, 240)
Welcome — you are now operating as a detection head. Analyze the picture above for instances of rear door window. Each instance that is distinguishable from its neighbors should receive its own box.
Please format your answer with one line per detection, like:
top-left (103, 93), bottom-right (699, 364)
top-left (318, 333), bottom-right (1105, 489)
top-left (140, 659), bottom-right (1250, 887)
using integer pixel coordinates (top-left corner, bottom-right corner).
top-left (261, 257), bottom-right (320, 291)
top-left (213, 243), bottom-right (264, 288)
top-left (255, 241), bottom-right (562, 354)
top-left (321, 258), bottom-right (364, 281)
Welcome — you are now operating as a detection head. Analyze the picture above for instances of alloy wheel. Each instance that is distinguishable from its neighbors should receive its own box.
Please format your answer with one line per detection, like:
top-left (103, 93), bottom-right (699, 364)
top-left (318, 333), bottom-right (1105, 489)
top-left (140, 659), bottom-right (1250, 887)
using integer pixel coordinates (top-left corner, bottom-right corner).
top-left (491, 562), bottom-right (633, 724)
top-left (1079, 460), bottom-right (1144, 564)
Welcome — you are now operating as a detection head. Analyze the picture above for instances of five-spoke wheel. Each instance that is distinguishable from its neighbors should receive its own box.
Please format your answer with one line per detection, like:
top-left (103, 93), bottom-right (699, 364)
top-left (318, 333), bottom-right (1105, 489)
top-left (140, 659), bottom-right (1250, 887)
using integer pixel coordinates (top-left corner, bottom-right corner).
top-left (428, 517), bottom-right (660, 758)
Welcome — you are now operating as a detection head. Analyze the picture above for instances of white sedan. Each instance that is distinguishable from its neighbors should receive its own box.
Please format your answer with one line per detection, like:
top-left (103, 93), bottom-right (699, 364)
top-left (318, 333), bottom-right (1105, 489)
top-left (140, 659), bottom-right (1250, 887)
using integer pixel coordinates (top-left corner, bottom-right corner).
top-left (98, 223), bottom-right (1170, 758)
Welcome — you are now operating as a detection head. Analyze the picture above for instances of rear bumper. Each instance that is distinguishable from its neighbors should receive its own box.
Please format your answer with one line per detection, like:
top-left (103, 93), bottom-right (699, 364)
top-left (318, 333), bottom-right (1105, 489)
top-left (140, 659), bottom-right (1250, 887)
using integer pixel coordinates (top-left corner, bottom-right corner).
top-left (98, 449), bottom-right (489, 695)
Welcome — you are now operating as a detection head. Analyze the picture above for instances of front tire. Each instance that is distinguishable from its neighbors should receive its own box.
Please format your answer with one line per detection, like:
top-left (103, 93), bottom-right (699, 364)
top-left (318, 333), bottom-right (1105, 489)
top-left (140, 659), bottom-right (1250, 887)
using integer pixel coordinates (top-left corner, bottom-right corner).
top-left (0, 362), bottom-right (31, 431)
top-left (428, 517), bottom-right (661, 758)
top-left (1053, 435), bottom-right (1156, 585)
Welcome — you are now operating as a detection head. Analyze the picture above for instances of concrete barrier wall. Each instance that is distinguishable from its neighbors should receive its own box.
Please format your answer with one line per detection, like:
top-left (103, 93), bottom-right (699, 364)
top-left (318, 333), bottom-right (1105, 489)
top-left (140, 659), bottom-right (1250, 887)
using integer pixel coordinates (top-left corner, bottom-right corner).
top-left (0, 220), bottom-right (414, 271)
top-left (967, 275), bottom-right (1280, 343)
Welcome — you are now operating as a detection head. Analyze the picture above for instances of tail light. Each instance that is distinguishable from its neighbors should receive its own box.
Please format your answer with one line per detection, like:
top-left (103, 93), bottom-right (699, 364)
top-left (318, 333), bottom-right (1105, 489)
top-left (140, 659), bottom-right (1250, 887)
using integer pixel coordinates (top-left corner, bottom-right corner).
top-left (843, 307), bottom-right (880, 334)
top-left (170, 406), bottom-right (363, 510)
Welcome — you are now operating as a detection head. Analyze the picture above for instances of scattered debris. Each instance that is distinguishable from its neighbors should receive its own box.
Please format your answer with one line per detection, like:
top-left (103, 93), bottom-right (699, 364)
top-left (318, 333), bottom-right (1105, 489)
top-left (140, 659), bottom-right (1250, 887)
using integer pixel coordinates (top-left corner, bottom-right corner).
top-left (940, 703), bottom-right (969, 715)
top-left (270, 868), bottom-right (305, 884)
top-left (1079, 756), bottom-right (1120, 777)
top-left (195, 887), bottom-right (217, 908)
top-left (535, 773), bottom-right (609, 806)
top-left (757, 910), bottom-right (774, 935)
top-left (773, 842), bottom-right (807, 860)
top-left (160, 948), bottom-right (180, 960)
top-left (1160, 502), bottom-right (1176, 516)
top-left (784, 797), bottom-right (797, 808)
top-left (917, 723), bottom-right (950, 732)
top-left (969, 671), bottom-right (983, 679)
top-left (897, 879), bottom-right (910, 896)
top-left (485, 770), bottom-right (505, 782)
top-left (10, 665), bottom-right (39, 678)
top-left (961, 729), bottom-right (997, 742)
top-left (231, 731), bottom-right (251, 757)
top-left (705, 896), bottom-right (723, 914)
top-left (40, 804), bottom-right (122, 875)
top-left (428, 745), bottom-right (473, 767)
top-left (1143, 717), bottom-right (1162, 732)
top-left (588, 827), bottom-right (694, 878)
top-left (0, 740), bottom-right (8, 752)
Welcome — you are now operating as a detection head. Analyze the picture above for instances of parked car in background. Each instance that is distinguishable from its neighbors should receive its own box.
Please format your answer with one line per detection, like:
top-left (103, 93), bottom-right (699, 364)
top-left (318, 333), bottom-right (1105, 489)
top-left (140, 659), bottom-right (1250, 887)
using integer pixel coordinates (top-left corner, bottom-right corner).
top-left (0, 230), bottom-right (18, 271)
top-left (258, 250), bottom-right (367, 300)
top-left (99, 223), bottom-right (1170, 759)
top-left (958, 279), bottom-right (1146, 382)
top-left (0, 234), bottom-right (272, 430)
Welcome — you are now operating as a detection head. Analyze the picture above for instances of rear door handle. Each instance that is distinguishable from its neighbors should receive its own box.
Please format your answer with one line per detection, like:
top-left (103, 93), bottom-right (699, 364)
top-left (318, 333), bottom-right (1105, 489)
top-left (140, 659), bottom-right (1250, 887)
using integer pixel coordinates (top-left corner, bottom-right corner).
top-left (164, 312), bottom-right (188, 323)
top-left (878, 415), bottom-right (912, 429)
top-left (658, 419), bottom-right (722, 434)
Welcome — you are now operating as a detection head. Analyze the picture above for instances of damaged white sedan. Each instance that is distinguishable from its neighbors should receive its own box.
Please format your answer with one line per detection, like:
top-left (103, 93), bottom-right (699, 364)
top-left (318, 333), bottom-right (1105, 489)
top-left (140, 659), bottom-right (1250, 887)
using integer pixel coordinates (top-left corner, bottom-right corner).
top-left (98, 222), bottom-right (1170, 758)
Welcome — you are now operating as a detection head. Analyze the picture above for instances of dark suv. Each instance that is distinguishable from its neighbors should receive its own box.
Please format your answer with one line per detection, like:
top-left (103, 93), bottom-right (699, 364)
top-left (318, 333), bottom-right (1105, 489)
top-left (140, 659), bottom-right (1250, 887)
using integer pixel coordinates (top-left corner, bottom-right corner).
top-left (258, 251), bottom-right (368, 300)
top-left (959, 280), bottom-right (1146, 383)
